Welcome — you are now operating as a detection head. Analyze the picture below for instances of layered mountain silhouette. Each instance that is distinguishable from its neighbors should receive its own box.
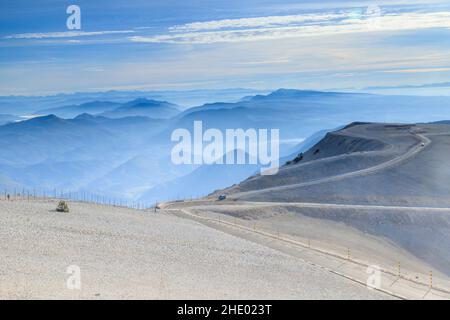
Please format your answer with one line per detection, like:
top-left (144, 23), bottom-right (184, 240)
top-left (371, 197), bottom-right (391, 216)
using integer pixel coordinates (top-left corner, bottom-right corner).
top-left (37, 98), bottom-right (180, 119)
top-left (100, 98), bottom-right (180, 119)
top-left (38, 101), bottom-right (122, 118)
top-left (1, 89), bottom-right (450, 202)
top-left (0, 88), bottom-right (265, 115)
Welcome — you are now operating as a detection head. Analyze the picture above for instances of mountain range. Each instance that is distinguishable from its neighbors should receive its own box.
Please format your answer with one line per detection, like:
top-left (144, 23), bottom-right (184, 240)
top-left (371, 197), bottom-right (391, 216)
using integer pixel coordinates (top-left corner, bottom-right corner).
top-left (37, 98), bottom-right (180, 119)
top-left (2, 89), bottom-right (450, 202)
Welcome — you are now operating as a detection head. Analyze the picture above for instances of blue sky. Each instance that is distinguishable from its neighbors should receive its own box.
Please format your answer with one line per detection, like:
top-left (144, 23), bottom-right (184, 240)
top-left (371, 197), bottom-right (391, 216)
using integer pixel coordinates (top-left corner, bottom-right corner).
top-left (1, 0), bottom-right (450, 95)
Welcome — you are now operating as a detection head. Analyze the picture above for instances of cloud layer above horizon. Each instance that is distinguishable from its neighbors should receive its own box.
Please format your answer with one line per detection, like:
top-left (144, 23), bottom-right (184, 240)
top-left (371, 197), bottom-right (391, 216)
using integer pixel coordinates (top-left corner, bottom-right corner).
top-left (130, 11), bottom-right (450, 44)
top-left (1, 0), bottom-right (450, 95)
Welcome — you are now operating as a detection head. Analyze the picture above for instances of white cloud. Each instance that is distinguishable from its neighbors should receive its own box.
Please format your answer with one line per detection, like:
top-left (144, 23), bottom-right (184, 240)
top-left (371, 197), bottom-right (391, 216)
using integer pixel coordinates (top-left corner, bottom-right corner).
top-left (381, 67), bottom-right (450, 73)
top-left (4, 30), bottom-right (135, 39)
top-left (130, 11), bottom-right (450, 44)
top-left (169, 13), bottom-right (352, 32)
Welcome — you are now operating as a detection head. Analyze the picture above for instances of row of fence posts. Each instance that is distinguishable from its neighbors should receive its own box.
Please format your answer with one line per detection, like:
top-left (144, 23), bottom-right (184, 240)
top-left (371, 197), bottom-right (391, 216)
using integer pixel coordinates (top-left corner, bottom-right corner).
top-left (0, 188), bottom-right (163, 211)
top-left (203, 211), bottom-right (438, 292)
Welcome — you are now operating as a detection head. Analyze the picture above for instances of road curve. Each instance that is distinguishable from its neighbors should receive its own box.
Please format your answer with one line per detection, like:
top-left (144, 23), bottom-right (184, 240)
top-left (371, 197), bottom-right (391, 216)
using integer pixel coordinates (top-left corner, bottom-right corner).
top-left (230, 133), bottom-right (431, 199)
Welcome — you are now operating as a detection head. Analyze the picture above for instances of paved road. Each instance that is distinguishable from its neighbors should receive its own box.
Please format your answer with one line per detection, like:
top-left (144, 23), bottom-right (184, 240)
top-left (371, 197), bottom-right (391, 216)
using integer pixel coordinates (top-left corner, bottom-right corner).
top-left (163, 198), bottom-right (450, 213)
top-left (225, 201), bottom-right (450, 213)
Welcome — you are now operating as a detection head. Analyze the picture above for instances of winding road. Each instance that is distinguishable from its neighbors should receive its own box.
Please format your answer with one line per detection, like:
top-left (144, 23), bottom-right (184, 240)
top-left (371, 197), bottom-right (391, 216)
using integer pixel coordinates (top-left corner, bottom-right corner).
top-left (230, 133), bottom-right (431, 199)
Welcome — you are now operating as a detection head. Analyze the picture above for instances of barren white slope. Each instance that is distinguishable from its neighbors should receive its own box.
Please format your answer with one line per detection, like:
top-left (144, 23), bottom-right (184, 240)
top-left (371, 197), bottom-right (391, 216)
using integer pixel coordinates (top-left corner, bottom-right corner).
top-left (0, 200), bottom-right (390, 299)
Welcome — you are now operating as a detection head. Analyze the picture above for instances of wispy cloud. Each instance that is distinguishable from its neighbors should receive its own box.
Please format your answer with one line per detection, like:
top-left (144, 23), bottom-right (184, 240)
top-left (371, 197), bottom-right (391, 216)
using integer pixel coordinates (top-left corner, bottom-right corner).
top-left (237, 59), bottom-right (291, 65)
top-left (381, 67), bottom-right (450, 73)
top-left (4, 30), bottom-right (135, 39)
top-left (130, 11), bottom-right (450, 44)
top-left (169, 13), bottom-right (352, 32)
top-left (364, 81), bottom-right (450, 90)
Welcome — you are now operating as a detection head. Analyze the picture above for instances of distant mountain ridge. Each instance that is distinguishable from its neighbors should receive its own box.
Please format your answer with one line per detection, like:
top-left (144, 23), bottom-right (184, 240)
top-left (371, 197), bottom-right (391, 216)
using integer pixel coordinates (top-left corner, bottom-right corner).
top-left (37, 101), bottom-right (122, 118)
top-left (36, 98), bottom-right (180, 119)
top-left (0, 88), bottom-right (268, 115)
top-left (100, 98), bottom-right (180, 119)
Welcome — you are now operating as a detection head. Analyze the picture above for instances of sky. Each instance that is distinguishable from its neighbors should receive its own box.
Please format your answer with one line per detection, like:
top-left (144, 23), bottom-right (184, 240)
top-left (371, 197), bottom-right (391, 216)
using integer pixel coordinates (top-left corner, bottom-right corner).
top-left (1, 0), bottom-right (450, 95)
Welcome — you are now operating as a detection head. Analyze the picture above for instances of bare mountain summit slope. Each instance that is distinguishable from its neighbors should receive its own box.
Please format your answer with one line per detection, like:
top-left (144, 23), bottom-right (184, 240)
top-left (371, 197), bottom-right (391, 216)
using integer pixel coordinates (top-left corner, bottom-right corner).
top-left (0, 200), bottom-right (389, 299)
top-left (222, 122), bottom-right (450, 207)
top-left (195, 122), bottom-right (450, 278)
